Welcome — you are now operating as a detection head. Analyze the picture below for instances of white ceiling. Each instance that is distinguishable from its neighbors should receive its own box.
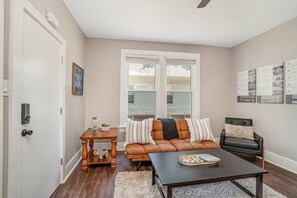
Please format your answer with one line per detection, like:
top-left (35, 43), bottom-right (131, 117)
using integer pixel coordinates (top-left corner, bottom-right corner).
top-left (63, 0), bottom-right (297, 47)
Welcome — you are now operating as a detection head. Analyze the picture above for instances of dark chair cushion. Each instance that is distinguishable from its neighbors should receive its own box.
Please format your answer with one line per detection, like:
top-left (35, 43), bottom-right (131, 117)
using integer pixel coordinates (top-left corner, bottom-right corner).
top-left (225, 117), bottom-right (252, 126)
top-left (224, 137), bottom-right (259, 150)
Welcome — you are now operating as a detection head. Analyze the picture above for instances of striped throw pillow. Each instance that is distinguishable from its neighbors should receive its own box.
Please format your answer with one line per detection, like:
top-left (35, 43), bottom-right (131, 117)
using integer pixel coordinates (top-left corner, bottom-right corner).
top-left (124, 118), bottom-right (155, 146)
top-left (185, 118), bottom-right (215, 142)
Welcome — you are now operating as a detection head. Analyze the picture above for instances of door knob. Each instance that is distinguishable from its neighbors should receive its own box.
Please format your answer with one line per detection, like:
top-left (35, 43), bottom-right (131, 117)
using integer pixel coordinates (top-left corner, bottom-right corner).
top-left (22, 129), bottom-right (33, 137)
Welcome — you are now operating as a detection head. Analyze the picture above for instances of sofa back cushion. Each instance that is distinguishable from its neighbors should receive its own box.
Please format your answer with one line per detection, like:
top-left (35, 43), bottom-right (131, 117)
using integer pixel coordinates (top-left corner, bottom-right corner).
top-left (186, 118), bottom-right (215, 142)
top-left (151, 120), bottom-right (190, 140)
top-left (124, 118), bottom-right (156, 146)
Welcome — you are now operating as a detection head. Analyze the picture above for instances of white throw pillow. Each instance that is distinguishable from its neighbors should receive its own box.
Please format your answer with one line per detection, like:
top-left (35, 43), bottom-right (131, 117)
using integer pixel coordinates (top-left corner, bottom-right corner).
top-left (185, 118), bottom-right (215, 142)
top-left (225, 124), bottom-right (254, 140)
top-left (124, 118), bottom-right (155, 146)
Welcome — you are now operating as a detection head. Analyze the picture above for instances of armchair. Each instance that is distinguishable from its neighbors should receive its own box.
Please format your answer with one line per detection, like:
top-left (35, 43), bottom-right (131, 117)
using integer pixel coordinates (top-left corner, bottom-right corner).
top-left (220, 117), bottom-right (265, 168)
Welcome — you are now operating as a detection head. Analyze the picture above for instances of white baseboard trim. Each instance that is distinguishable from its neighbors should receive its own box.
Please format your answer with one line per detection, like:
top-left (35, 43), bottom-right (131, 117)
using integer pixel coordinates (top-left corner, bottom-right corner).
top-left (63, 148), bottom-right (82, 183)
top-left (262, 150), bottom-right (297, 174)
top-left (93, 142), bottom-right (125, 151)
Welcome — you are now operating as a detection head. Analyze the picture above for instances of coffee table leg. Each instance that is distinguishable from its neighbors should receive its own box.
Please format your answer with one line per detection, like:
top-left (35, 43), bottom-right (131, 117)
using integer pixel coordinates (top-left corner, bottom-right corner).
top-left (167, 186), bottom-right (172, 198)
top-left (256, 175), bottom-right (263, 198)
top-left (152, 166), bottom-right (155, 185)
top-left (81, 140), bottom-right (88, 172)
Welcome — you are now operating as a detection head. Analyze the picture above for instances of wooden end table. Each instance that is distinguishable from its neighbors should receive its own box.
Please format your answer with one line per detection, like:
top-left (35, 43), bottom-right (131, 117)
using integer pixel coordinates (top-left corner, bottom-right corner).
top-left (80, 128), bottom-right (118, 172)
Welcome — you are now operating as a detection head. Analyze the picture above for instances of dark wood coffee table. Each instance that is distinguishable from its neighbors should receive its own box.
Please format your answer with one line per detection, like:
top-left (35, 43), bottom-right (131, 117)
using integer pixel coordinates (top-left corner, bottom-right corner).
top-left (149, 149), bottom-right (268, 198)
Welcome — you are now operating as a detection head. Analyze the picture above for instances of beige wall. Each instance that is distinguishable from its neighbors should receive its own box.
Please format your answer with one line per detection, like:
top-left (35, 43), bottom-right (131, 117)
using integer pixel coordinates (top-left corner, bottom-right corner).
top-left (3, 3), bottom-right (86, 196)
top-left (85, 38), bottom-right (232, 139)
top-left (231, 17), bottom-right (297, 161)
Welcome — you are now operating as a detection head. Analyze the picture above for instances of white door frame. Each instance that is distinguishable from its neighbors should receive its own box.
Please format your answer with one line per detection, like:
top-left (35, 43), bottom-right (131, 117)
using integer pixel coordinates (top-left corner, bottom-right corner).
top-left (8, 0), bottom-right (66, 197)
top-left (0, 0), bottom-right (4, 197)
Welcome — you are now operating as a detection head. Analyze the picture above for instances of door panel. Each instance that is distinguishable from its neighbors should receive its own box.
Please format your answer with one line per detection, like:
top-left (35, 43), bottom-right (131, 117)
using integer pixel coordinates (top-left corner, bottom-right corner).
top-left (0, 0), bottom-right (3, 196)
top-left (21, 12), bottom-right (61, 198)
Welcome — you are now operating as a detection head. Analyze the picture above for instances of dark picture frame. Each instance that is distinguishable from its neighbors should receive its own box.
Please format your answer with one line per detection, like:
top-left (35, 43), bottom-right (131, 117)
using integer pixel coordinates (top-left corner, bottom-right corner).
top-left (72, 63), bottom-right (84, 95)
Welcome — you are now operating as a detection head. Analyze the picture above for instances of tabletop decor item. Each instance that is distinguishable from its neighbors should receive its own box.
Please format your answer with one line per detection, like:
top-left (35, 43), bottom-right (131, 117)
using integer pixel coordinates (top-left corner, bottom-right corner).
top-left (91, 117), bottom-right (100, 133)
top-left (94, 149), bottom-right (109, 160)
top-left (178, 154), bottom-right (220, 166)
top-left (101, 123), bottom-right (110, 131)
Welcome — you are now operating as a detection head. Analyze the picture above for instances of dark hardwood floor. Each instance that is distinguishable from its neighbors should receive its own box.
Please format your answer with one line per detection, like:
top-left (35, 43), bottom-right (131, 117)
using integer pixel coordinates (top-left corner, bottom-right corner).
top-left (51, 151), bottom-right (297, 198)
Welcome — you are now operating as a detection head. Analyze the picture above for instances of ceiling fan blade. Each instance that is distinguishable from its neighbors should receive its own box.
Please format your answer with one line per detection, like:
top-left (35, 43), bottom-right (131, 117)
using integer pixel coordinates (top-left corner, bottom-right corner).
top-left (197, 0), bottom-right (211, 8)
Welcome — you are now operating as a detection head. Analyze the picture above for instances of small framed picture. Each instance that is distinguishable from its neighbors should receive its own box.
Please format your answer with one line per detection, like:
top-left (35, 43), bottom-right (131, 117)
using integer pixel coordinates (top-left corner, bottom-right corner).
top-left (72, 63), bottom-right (84, 95)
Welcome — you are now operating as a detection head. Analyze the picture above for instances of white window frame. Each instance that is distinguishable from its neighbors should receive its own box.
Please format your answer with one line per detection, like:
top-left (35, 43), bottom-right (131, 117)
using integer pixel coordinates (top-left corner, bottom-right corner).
top-left (120, 49), bottom-right (200, 126)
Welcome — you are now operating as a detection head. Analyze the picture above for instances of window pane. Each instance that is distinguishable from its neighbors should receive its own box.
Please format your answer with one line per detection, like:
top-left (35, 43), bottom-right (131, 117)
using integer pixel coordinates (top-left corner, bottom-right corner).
top-left (167, 93), bottom-right (173, 105)
top-left (167, 65), bottom-right (191, 90)
top-left (167, 92), bottom-right (191, 119)
top-left (128, 93), bottom-right (135, 104)
top-left (128, 91), bottom-right (155, 121)
top-left (129, 63), bottom-right (155, 90)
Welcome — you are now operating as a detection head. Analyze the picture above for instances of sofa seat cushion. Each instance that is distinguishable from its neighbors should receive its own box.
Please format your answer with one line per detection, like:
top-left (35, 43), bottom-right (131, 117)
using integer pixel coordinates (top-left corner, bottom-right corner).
top-left (126, 144), bottom-right (146, 155)
top-left (224, 137), bottom-right (259, 150)
top-left (169, 139), bottom-right (196, 151)
top-left (189, 142), bottom-right (207, 150)
top-left (143, 144), bottom-right (160, 153)
top-left (200, 140), bottom-right (221, 149)
top-left (155, 140), bottom-right (176, 152)
top-left (168, 139), bottom-right (219, 151)
top-left (126, 143), bottom-right (161, 155)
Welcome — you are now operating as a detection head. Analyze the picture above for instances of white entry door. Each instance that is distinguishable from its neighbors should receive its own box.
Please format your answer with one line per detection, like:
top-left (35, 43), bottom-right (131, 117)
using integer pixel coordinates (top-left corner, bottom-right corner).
top-left (21, 11), bottom-right (62, 198)
top-left (0, 0), bottom-right (4, 196)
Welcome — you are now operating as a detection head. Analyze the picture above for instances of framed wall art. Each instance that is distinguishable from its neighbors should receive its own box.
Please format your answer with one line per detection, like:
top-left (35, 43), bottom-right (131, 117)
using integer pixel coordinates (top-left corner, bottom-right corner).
top-left (72, 63), bottom-right (84, 95)
top-left (237, 69), bottom-right (256, 103)
top-left (285, 59), bottom-right (297, 104)
top-left (257, 64), bottom-right (284, 104)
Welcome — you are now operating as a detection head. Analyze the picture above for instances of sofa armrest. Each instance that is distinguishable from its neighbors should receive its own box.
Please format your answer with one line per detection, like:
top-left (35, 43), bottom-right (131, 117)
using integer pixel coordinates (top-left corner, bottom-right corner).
top-left (220, 129), bottom-right (226, 147)
top-left (254, 132), bottom-right (264, 152)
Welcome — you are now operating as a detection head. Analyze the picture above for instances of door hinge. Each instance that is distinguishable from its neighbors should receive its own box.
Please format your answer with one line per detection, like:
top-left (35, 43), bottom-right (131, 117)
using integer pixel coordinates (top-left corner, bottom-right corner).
top-left (61, 56), bottom-right (64, 63)
top-left (60, 158), bottom-right (63, 165)
top-left (60, 107), bottom-right (63, 114)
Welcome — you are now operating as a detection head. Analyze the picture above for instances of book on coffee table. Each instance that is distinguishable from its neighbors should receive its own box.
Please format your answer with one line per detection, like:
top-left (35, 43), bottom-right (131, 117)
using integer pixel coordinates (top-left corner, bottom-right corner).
top-left (178, 153), bottom-right (220, 166)
top-left (199, 154), bottom-right (220, 162)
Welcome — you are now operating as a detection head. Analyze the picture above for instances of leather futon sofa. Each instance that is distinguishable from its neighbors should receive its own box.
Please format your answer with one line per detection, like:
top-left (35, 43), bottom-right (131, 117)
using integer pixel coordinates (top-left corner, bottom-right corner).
top-left (126, 120), bottom-right (220, 162)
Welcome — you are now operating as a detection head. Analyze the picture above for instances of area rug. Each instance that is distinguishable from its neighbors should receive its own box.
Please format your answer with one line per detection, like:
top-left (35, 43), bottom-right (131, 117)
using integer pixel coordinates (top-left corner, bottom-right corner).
top-left (114, 171), bottom-right (286, 198)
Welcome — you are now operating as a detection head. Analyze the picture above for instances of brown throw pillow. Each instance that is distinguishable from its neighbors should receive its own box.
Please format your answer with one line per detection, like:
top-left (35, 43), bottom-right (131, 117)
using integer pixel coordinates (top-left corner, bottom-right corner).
top-left (225, 124), bottom-right (254, 140)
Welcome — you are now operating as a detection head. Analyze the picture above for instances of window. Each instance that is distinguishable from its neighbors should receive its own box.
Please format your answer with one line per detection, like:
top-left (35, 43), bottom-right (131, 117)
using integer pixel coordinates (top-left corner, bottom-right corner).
top-left (120, 50), bottom-right (200, 125)
top-left (166, 60), bottom-right (193, 119)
